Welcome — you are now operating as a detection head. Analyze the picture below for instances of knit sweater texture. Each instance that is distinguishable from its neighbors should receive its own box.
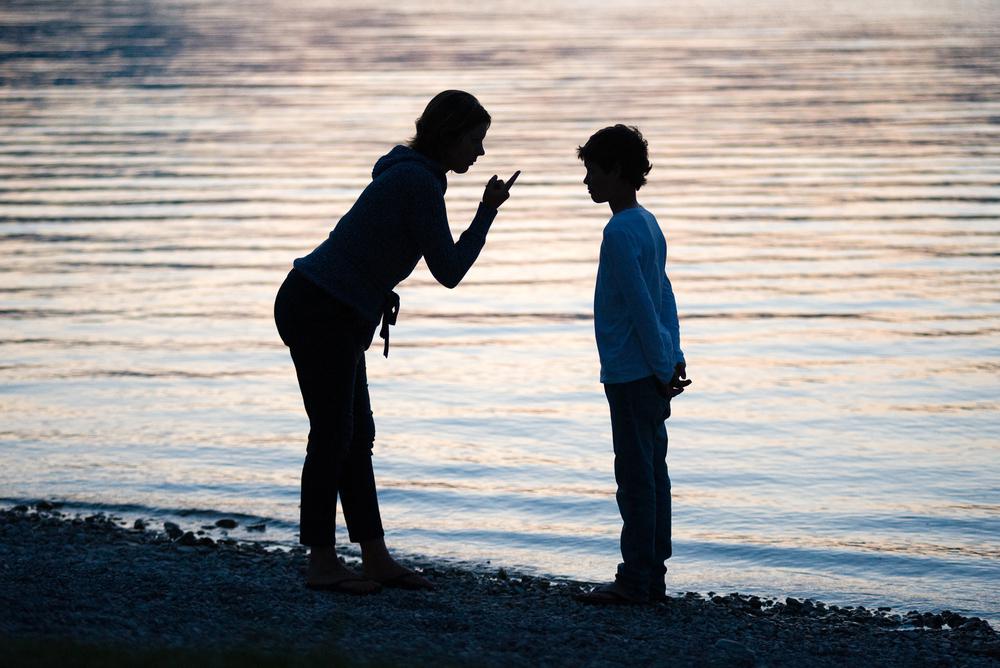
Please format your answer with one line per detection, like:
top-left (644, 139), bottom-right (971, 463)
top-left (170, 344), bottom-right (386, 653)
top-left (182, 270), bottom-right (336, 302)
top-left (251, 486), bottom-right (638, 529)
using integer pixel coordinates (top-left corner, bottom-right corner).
top-left (293, 145), bottom-right (498, 324)
top-left (594, 205), bottom-right (684, 384)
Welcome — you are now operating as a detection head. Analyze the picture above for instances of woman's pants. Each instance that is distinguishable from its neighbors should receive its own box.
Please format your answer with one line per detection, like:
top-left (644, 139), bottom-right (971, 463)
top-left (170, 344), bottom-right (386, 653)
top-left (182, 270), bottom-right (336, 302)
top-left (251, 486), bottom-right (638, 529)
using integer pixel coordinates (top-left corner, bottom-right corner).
top-left (274, 269), bottom-right (384, 547)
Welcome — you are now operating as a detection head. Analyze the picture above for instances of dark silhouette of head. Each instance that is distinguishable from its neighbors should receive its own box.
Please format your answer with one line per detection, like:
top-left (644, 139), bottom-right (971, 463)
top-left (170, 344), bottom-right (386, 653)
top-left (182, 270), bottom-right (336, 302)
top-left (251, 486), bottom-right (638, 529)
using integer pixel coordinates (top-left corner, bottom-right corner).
top-left (577, 124), bottom-right (652, 190)
top-left (409, 91), bottom-right (491, 172)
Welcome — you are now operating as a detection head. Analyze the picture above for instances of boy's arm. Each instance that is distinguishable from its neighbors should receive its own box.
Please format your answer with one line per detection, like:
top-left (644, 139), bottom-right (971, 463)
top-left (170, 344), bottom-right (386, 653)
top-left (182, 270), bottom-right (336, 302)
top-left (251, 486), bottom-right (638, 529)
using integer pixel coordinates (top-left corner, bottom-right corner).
top-left (604, 229), bottom-right (676, 382)
top-left (660, 272), bottom-right (685, 366)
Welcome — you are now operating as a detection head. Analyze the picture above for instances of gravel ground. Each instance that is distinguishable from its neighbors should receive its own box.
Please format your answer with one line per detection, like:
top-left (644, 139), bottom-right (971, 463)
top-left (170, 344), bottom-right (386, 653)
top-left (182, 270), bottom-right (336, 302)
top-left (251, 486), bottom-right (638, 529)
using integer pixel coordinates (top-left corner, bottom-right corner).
top-left (1, 504), bottom-right (997, 667)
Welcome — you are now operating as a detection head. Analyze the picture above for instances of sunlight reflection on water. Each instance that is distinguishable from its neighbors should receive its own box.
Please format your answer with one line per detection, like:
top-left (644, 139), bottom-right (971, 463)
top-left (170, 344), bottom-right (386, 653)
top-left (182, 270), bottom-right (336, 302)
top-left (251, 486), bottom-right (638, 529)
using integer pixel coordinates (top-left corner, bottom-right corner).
top-left (1, 0), bottom-right (998, 619)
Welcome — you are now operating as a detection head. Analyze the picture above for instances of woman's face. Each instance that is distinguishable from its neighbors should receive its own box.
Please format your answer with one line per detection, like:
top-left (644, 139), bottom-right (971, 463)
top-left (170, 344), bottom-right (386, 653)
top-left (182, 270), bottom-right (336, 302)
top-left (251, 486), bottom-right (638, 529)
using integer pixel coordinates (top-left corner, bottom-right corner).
top-left (441, 122), bottom-right (489, 173)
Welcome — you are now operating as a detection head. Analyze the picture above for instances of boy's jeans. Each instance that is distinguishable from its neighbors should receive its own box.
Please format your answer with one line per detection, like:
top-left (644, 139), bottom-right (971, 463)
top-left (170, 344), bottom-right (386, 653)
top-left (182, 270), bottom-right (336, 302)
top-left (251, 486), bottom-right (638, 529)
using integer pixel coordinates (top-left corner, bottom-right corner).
top-left (604, 375), bottom-right (671, 601)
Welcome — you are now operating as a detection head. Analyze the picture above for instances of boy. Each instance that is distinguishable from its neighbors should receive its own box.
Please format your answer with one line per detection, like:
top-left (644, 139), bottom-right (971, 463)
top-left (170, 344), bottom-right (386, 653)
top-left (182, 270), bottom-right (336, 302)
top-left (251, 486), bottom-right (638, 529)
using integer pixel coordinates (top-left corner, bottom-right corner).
top-left (575, 125), bottom-right (690, 605)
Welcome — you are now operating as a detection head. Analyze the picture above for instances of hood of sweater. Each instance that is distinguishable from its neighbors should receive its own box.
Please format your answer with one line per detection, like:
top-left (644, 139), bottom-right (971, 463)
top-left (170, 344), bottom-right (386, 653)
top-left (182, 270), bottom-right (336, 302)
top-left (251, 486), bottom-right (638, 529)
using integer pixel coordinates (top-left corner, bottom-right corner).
top-left (372, 145), bottom-right (448, 193)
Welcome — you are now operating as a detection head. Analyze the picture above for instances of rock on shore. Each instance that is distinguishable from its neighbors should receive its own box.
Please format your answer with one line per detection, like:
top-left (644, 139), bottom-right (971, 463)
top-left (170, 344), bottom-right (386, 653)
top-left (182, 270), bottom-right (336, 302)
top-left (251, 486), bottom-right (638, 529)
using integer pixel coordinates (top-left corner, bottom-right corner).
top-left (0, 504), bottom-right (997, 667)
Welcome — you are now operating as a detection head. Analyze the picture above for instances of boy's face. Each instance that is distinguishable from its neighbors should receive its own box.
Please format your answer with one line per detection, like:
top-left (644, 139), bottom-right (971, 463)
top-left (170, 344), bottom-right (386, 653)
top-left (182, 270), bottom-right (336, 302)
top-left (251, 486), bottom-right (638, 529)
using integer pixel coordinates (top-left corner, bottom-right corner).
top-left (583, 160), bottom-right (615, 203)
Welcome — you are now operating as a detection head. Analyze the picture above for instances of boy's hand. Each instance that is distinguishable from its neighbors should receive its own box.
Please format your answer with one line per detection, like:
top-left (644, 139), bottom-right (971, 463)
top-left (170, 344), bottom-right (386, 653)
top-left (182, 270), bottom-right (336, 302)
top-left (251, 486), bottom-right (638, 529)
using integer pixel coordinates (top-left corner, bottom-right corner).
top-left (666, 363), bottom-right (691, 398)
top-left (654, 376), bottom-right (683, 399)
top-left (482, 170), bottom-right (520, 209)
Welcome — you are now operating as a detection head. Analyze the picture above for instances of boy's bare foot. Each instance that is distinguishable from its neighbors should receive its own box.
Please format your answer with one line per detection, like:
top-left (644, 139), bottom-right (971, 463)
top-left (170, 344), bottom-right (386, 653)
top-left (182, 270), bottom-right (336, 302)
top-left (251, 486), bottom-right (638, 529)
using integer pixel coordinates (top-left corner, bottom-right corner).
top-left (306, 546), bottom-right (381, 595)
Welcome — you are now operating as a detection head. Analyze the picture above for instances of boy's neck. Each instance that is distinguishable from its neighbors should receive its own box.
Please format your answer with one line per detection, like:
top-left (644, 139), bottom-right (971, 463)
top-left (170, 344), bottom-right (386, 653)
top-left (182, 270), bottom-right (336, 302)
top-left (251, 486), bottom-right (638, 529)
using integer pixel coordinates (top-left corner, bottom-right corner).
top-left (608, 193), bottom-right (639, 215)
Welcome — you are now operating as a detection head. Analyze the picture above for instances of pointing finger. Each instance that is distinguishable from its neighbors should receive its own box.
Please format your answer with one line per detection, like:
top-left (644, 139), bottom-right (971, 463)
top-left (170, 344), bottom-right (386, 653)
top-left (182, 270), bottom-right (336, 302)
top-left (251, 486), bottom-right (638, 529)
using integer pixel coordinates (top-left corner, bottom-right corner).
top-left (503, 170), bottom-right (521, 192)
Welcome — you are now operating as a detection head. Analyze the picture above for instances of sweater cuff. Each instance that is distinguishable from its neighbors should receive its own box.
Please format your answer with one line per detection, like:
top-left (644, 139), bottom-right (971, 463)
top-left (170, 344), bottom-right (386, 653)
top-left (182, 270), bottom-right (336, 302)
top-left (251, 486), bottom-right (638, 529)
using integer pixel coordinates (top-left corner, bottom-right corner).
top-left (467, 201), bottom-right (498, 240)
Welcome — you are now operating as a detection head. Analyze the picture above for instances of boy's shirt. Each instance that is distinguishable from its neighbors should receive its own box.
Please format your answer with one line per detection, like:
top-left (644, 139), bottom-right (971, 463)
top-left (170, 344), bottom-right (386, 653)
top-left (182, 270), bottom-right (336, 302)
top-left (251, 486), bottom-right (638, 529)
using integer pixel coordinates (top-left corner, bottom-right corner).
top-left (594, 205), bottom-right (684, 384)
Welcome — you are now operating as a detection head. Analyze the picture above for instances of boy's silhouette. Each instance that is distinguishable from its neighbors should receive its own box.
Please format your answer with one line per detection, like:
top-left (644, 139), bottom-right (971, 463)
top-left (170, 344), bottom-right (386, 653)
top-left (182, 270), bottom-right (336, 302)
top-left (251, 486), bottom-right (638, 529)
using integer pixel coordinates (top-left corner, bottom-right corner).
top-left (574, 125), bottom-right (690, 604)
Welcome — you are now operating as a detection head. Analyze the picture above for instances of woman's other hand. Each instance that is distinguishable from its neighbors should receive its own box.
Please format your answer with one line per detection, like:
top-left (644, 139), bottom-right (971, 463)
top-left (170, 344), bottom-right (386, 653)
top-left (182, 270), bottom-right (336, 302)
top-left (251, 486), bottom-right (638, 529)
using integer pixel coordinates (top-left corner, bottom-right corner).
top-left (482, 170), bottom-right (520, 209)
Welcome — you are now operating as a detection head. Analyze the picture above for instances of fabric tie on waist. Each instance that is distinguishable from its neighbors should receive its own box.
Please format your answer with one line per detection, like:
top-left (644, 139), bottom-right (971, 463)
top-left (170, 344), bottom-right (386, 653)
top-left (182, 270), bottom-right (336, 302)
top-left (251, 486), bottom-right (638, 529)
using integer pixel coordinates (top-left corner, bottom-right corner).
top-left (379, 291), bottom-right (400, 357)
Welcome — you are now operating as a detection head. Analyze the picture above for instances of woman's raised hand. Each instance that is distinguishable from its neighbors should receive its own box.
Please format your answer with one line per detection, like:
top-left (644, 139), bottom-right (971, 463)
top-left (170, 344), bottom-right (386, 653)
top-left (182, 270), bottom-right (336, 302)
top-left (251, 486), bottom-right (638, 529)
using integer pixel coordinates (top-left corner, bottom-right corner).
top-left (482, 170), bottom-right (520, 209)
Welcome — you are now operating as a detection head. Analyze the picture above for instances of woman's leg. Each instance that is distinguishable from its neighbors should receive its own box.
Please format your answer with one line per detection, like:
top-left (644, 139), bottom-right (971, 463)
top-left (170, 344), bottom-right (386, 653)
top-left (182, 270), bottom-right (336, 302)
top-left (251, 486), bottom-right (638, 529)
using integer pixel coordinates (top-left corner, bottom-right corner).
top-left (338, 355), bottom-right (434, 590)
top-left (289, 341), bottom-right (361, 548)
top-left (275, 271), bottom-right (382, 593)
top-left (338, 353), bottom-right (385, 543)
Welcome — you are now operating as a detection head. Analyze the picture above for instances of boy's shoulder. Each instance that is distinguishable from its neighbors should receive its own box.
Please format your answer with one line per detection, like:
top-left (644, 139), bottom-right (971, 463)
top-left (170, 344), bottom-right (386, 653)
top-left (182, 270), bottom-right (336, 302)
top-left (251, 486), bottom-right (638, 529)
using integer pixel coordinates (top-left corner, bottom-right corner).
top-left (604, 206), bottom-right (656, 236)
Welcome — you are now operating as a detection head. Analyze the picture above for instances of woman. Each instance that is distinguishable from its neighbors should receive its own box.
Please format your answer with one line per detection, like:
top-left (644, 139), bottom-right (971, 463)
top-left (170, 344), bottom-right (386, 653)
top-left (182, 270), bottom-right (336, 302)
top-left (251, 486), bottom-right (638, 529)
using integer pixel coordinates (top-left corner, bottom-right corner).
top-left (274, 90), bottom-right (519, 594)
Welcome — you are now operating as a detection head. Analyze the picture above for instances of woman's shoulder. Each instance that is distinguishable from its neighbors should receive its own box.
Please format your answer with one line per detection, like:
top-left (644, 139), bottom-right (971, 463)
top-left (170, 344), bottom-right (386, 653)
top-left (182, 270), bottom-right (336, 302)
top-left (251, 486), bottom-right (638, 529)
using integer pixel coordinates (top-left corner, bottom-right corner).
top-left (372, 146), bottom-right (447, 194)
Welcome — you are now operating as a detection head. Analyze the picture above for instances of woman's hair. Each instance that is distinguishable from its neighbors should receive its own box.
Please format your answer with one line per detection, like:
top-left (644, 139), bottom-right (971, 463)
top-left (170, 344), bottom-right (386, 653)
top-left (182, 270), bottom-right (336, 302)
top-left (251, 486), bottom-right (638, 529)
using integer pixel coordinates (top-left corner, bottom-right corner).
top-left (409, 90), bottom-right (491, 160)
top-left (577, 124), bottom-right (652, 189)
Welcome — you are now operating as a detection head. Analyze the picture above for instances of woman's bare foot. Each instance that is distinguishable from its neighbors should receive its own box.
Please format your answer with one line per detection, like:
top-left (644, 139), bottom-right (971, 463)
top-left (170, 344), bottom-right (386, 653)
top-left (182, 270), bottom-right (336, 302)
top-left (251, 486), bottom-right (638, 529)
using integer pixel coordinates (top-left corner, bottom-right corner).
top-left (360, 538), bottom-right (435, 590)
top-left (306, 545), bottom-right (381, 594)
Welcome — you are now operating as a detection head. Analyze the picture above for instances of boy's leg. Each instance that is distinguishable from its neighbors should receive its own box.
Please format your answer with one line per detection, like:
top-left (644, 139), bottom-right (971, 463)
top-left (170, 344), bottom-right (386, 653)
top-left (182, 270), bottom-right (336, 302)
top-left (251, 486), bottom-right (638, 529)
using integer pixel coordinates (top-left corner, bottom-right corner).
top-left (604, 376), bottom-right (663, 600)
top-left (651, 418), bottom-right (671, 599)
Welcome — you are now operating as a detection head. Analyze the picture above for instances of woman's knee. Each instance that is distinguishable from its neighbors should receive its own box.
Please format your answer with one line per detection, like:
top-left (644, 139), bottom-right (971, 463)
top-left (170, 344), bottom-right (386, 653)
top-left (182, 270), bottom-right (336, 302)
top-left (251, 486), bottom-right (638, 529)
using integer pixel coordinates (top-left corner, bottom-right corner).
top-left (347, 438), bottom-right (375, 458)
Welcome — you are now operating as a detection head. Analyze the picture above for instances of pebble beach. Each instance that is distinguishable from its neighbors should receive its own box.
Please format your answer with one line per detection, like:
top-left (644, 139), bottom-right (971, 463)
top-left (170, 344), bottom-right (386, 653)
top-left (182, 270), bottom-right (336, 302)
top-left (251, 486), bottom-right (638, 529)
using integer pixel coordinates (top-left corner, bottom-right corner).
top-left (1, 504), bottom-right (997, 667)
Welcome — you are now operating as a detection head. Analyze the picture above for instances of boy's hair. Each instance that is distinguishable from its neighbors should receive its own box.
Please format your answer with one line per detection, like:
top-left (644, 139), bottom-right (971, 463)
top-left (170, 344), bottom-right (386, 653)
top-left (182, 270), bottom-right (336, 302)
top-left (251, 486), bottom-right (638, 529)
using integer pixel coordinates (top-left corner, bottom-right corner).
top-left (577, 124), bottom-right (652, 190)
top-left (409, 90), bottom-right (491, 161)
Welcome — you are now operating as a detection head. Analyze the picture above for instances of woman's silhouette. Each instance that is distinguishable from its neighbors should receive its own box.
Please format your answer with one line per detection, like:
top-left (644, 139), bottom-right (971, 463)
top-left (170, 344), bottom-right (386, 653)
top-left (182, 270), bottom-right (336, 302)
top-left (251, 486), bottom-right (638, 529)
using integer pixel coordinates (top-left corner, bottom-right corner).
top-left (274, 91), bottom-right (519, 594)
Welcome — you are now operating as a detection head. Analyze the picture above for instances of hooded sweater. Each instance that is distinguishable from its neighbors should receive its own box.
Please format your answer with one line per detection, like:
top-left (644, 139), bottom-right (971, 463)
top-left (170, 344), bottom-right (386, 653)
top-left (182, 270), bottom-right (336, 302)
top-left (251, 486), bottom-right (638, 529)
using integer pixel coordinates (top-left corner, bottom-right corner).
top-left (293, 145), bottom-right (498, 329)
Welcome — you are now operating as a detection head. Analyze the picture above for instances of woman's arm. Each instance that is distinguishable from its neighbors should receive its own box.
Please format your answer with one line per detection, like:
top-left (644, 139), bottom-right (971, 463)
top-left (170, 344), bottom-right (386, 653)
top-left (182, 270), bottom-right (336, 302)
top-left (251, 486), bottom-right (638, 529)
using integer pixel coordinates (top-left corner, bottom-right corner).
top-left (412, 171), bottom-right (518, 289)
top-left (418, 195), bottom-right (496, 289)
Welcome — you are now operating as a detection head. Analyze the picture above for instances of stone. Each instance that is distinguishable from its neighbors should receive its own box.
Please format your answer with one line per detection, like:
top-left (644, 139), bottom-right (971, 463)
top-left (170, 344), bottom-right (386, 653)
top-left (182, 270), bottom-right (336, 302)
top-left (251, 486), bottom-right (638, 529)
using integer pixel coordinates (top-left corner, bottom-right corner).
top-left (709, 639), bottom-right (756, 667)
top-left (922, 613), bottom-right (944, 629)
top-left (178, 531), bottom-right (198, 546)
top-left (12, 505), bottom-right (28, 512)
top-left (957, 618), bottom-right (993, 635)
top-left (133, 519), bottom-right (147, 531)
top-left (163, 522), bottom-right (183, 540)
top-left (215, 518), bottom-right (238, 529)
top-left (942, 611), bottom-right (967, 628)
top-left (36, 501), bottom-right (54, 511)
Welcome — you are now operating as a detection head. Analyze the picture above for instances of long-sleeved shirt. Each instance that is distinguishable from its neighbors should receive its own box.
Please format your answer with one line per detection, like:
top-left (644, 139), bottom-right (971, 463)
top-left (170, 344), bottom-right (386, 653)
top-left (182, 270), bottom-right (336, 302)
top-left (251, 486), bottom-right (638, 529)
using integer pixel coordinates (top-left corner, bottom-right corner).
top-left (293, 145), bottom-right (497, 326)
top-left (594, 205), bottom-right (684, 384)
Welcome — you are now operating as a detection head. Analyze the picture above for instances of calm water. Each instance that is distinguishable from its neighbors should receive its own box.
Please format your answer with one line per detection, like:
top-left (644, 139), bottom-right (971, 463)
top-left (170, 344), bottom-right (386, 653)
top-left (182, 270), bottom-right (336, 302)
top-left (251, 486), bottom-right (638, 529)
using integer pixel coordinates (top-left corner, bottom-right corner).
top-left (2, 0), bottom-right (999, 621)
